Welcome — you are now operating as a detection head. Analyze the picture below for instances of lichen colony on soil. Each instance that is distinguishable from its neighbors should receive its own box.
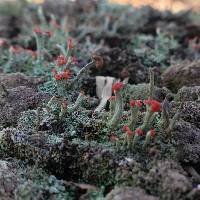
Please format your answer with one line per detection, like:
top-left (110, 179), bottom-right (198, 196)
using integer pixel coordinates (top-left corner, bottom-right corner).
top-left (0, 0), bottom-right (200, 199)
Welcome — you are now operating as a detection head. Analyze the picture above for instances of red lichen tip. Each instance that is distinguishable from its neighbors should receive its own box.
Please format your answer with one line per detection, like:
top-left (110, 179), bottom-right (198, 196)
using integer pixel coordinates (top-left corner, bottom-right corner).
top-left (150, 100), bottom-right (161, 112)
top-left (54, 74), bottom-right (63, 81)
top-left (122, 125), bottom-right (129, 132)
top-left (150, 128), bottom-right (155, 138)
top-left (144, 100), bottom-right (161, 112)
top-left (112, 82), bottom-right (124, 92)
top-left (127, 130), bottom-right (134, 137)
top-left (62, 70), bottom-right (71, 80)
top-left (57, 55), bottom-right (67, 66)
top-left (144, 100), bottom-right (151, 106)
top-left (136, 100), bottom-right (143, 107)
top-left (135, 129), bottom-right (144, 136)
top-left (130, 100), bottom-right (135, 107)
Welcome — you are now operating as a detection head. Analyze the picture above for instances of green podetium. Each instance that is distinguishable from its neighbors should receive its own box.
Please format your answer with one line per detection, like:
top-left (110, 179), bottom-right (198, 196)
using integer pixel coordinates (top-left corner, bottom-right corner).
top-left (129, 100), bottom-right (140, 130)
top-left (139, 68), bottom-right (158, 131)
top-left (70, 92), bottom-right (85, 112)
top-left (109, 82), bottom-right (124, 129)
top-left (143, 128), bottom-right (155, 148)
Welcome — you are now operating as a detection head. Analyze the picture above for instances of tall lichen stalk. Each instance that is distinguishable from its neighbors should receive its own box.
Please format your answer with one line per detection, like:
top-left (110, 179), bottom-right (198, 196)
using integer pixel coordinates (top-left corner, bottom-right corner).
top-left (108, 83), bottom-right (124, 130)
top-left (110, 90), bottom-right (123, 129)
top-left (140, 68), bottom-right (156, 130)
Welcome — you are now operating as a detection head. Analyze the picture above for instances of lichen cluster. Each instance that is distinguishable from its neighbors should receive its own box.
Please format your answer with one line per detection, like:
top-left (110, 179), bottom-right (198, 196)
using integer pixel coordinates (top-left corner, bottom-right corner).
top-left (0, 0), bottom-right (200, 199)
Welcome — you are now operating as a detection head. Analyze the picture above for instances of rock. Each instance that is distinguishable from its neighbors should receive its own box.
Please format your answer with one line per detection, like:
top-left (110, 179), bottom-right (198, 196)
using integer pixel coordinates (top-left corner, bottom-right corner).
top-left (175, 86), bottom-right (200, 101)
top-left (0, 73), bottom-right (45, 89)
top-left (0, 86), bottom-right (50, 127)
top-left (180, 101), bottom-right (200, 129)
top-left (105, 187), bottom-right (158, 200)
top-left (145, 160), bottom-right (192, 200)
top-left (162, 171), bottom-right (192, 199)
top-left (170, 99), bottom-right (200, 165)
top-left (173, 120), bottom-right (200, 165)
top-left (169, 97), bottom-right (200, 166)
top-left (162, 60), bottom-right (200, 92)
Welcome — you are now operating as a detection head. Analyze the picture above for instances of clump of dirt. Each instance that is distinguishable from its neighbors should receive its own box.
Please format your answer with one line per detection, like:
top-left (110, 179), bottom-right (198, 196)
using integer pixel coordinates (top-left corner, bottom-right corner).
top-left (180, 101), bottom-right (200, 129)
top-left (175, 86), bottom-right (200, 102)
top-left (173, 120), bottom-right (200, 166)
top-left (0, 72), bottom-right (45, 89)
top-left (162, 60), bottom-right (200, 92)
top-left (145, 160), bottom-right (193, 200)
top-left (0, 86), bottom-right (50, 127)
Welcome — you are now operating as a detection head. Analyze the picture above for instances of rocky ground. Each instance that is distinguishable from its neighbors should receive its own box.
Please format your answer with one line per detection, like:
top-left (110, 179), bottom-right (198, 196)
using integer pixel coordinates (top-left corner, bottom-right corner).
top-left (0, 0), bottom-right (200, 199)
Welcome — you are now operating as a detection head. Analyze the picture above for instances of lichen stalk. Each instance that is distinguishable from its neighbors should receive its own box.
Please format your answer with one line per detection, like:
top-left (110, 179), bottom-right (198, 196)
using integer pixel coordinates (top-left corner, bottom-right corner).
top-left (109, 91), bottom-right (123, 129)
top-left (71, 92), bottom-right (85, 112)
top-left (129, 106), bottom-right (139, 130)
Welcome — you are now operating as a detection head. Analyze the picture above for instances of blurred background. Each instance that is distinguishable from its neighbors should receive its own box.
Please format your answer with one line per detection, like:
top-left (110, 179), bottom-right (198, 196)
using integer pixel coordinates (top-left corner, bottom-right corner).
top-left (110, 0), bottom-right (200, 12)
top-left (5, 0), bottom-right (200, 12)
